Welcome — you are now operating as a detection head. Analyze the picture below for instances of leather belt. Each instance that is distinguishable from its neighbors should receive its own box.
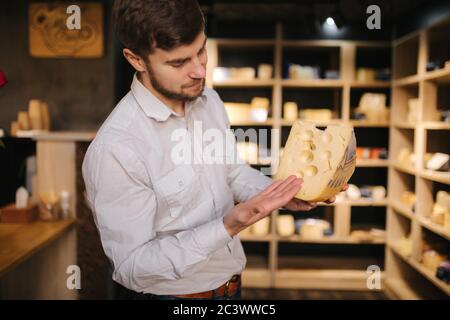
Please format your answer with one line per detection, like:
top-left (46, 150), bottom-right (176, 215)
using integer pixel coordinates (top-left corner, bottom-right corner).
top-left (172, 274), bottom-right (241, 299)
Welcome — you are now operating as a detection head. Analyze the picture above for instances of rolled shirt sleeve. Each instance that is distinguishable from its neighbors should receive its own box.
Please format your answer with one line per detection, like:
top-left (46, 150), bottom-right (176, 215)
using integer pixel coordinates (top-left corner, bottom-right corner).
top-left (82, 142), bottom-right (232, 292)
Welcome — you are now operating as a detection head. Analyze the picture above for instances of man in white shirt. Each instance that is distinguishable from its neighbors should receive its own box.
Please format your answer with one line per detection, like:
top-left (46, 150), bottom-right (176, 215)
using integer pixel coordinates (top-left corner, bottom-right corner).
top-left (82, 0), bottom-right (344, 300)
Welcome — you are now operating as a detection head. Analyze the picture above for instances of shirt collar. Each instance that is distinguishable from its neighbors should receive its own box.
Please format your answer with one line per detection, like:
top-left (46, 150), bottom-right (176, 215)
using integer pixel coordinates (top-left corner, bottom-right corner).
top-left (130, 73), bottom-right (207, 122)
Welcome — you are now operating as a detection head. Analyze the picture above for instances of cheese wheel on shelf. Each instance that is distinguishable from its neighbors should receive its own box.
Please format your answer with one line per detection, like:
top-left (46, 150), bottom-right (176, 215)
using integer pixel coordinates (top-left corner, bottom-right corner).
top-left (252, 217), bottom-right (270, 236)
top-left (17, 111), bottom-right (30, 130)
top-left (299, 109), bottom-right (332, 122)
top-left (28, 99), bottom-right (43, 130)
top-left (422, 250), bottom-right (446, 272)
top-left (224, 103), bottom-right (252, 124)
top-left (274, 121), bottom-right (356, 202)
top-left (283, 102), bottom-right (298, 121)
top-left (257, 64), bottom-right (272, 79)
top-left (40, 102), bottom-right (51, 131)
top-left (277, 215), bottom-right (295, 237)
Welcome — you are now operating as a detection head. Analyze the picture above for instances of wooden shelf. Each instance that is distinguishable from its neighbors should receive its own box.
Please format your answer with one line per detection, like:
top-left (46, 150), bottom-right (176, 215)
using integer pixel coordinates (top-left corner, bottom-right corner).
top-left (389, 242), bottom-right (450, 296)
top-left (230, 119), bottom-right (274, 126)
top-left (356, 159), bottom-right (390, 167)
top-left (392, 162), bottom-right (417, 176)
top-left (384, 278), bottom-right (421, 300)
top-left (390, 200), bottom-right (415, 220)
top-left (242, 268), bottom-right (272, 288)
top-left (393, 74), bottom-right (420, 87)
top-left (422, 122), bottom-right (450, 130)
top-left (274, 269), bottom-right (384, 290)
top-left (393, 122), bottom-right (416, 129)
top-left (238, 234), bottom-right (273, 242)
top-left (282, 39), bottom-right (390, 48)
top-left (317, 199), bottom-right (388, 207)
top-left (417, 216), bottom-right (450, 241)
top-left (347, 199), bottom-right (389, 206)
top-left (419, 169), bottom-right (450, 185)
top-left (281, 79), bottom-right (344, 88)
top-left (387, 17), bottom-right (450, 298)
top-left (276, 235), bottom-right (385, 244)
top-left (213, 79), bottom-right (275, 88)
top-left (350, 81), bottom-right (391, 88)
top-left (281, 119), bottom-right (391, 128)
top-left (280, 119), bottom-right (342, 127)
top-left (216, 39), bottom-right (276, 47)
top-left (350, 120), bottom-right (390, 128)
top-left (423, 67), bottom-right (450, 84)
top-left (206, 21), bottom-right (450, 295)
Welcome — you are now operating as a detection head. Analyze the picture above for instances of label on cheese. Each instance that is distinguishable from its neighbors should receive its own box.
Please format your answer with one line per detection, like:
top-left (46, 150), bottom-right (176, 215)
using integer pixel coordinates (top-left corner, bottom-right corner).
top-left (274, 121), bottom-right (356, 202)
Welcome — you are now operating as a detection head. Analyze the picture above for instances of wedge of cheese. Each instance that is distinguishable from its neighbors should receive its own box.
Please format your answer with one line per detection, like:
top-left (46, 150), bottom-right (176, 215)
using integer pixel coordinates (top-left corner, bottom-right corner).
top-left (274, 121), bottom-right (356, 202)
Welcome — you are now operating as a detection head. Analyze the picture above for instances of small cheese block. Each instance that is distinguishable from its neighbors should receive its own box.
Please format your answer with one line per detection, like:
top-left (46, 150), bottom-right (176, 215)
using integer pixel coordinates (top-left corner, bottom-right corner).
top-left (299, 219), bottom-right (329, 239)
top-left (277, 215), bottom-right (295, 237)
top-left (275, 121), bottom-right (356, 202)
top-left (28, 99), bottom-right (43, 130)
top-left (423, 250), bottom-right (446, 272)
top-left (10, 121), bottom-right (19, 137)
top-left (426, 153), bottom-right (449, 171)
top-left (224, 103), bottom-right (251, 123)
top-left (372, 186), bottom-right (386, 200)
top-left (257, 64), bottom-right (272, 79)
top-left (229, 67), bottom-right (255, 80)
top-left (346, 184), bottom-right (361, 200)
top-left (40, 102), bottom-right (51, 131)
top-left (239, 226), bottom-right (253, 237)
top-left (299, 109), bottom-right (332, 122)
top-left (445, 212), bottom-right (450, 232)
top-left (250, 97), bottom-right (270, 110)
top-left (356, 68), bottom-right (376, 82)
top-left (283, 102), bottom-right (298, 121)
top-left (252, 217), bottom-right (270, 236)
top-left (17, 112), bottom-right (30, 130)
top-left (397, 237), bottom-right (413, 257)
top-left (401, 191), bottom-right (416, 209)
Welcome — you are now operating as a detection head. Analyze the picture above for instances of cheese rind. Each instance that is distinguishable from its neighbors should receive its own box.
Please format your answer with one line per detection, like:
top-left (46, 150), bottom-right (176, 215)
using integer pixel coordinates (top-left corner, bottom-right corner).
top-left (274, 121), bottom-right (356, 202)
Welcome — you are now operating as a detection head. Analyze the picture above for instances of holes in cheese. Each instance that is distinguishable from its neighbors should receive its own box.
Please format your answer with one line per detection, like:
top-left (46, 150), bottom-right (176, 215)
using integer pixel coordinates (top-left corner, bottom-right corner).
top-left (274, 121), bottom-right (357, 202)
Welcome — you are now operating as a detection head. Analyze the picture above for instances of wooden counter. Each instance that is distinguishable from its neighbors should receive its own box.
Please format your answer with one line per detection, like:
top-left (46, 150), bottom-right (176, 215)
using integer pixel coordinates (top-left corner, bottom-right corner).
top-left (0, 219), bottom-right (77, 299)
top-left (0, 218), bottom-right (76, 277)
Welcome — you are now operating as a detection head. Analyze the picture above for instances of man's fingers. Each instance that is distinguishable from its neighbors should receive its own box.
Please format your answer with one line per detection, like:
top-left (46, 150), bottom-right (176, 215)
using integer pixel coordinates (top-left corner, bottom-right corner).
top-left (270, 175), bottom-right (302, 197)
top-left (273, 179), bottom-right (303, 204)
top-left (324, 196), bottom-right (336, 204)
top-left (260, 179), bottom-right (284, 196)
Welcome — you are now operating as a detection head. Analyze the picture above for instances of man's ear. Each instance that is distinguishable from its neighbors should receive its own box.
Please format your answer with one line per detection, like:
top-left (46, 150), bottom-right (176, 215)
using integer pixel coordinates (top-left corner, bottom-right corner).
top-left (123, 48), bottom-right (146, 72)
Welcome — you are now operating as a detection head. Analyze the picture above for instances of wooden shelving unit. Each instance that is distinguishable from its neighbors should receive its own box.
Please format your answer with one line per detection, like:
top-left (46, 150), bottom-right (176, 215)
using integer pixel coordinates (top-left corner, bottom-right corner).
top-left (386, 17), bottom-right (450, 299)
top-left (208, 18), bottom-right (449, 297)
top-left (207, 23), bottom-right (391, 292)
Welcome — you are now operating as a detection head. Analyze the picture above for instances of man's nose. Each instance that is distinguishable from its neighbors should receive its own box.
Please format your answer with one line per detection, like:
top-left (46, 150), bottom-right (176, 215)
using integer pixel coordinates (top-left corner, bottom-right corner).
top-left (189, 58), bottom-right (206, 79)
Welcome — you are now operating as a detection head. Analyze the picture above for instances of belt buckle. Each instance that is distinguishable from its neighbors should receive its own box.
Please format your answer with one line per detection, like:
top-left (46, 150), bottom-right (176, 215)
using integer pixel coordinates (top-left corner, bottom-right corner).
top-left (224, 274), bottom-right (240, 298)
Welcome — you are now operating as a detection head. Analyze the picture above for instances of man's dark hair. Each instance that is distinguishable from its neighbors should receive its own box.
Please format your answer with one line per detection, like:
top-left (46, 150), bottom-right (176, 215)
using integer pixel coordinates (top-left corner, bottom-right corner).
top-left (112, 0), bottom-right (205, 60)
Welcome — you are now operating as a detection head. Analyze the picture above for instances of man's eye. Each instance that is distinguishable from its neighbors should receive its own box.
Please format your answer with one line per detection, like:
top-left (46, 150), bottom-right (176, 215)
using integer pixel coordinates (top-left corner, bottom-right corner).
top-left (172, 62), bottom-right (185, 68)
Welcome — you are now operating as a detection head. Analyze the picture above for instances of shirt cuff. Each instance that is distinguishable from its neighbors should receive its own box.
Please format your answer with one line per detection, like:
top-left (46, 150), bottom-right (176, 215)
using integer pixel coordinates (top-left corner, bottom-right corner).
top-left (192, 217), bottom-right (233, 255)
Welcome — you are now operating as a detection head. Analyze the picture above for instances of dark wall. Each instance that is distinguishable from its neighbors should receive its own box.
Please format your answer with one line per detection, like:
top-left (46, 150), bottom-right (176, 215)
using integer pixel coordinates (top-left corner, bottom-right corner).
top-left (0, 0), bottom-right (116, 132)
top-left (394, 0), bottom-right (450, 38)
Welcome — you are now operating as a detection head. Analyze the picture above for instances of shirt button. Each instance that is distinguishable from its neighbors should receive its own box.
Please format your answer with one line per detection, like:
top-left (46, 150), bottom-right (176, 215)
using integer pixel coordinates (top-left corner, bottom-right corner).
top-left (178, 180), bottom-right (184, 187)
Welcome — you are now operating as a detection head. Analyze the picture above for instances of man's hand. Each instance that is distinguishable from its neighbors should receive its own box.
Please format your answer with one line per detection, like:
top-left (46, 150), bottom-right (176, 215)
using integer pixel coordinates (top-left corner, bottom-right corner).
top-left (223, 175), bottom-right (303, 237)
top-left (283, 184), bottom-right (350, 211)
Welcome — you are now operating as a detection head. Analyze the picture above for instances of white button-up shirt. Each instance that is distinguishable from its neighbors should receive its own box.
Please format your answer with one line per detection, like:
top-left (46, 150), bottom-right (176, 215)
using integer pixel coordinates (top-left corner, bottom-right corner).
top-left (82, 74), bottom-right (272, 295)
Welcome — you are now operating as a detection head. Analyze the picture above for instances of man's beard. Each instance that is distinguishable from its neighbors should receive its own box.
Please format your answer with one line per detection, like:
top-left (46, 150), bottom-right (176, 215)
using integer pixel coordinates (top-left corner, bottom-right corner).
top-left (145, 62), bottom-right (205, 102)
